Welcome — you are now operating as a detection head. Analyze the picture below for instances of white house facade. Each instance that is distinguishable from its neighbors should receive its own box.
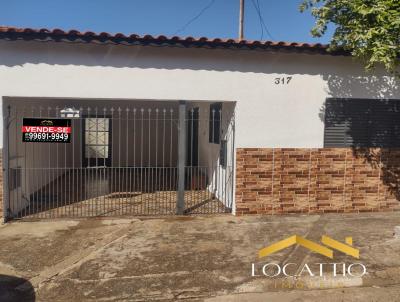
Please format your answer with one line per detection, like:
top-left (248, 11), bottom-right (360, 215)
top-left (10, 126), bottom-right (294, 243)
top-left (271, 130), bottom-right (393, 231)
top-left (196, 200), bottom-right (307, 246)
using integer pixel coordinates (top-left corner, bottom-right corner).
top-left (0, 27), bottom-right (399, 221)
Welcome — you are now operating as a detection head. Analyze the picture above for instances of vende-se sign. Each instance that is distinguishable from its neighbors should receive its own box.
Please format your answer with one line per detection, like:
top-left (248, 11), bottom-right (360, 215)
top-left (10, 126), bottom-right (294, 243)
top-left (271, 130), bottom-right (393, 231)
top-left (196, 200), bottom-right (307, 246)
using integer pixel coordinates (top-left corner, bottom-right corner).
top-left (22, 118), bottom-right (71, 143)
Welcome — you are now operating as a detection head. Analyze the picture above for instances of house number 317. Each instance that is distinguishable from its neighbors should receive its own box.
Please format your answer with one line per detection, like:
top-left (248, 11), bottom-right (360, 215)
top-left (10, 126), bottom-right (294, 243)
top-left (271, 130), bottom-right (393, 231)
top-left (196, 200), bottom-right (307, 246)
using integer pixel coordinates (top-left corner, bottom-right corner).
top-left (274, 77), bottom-right (292, 85)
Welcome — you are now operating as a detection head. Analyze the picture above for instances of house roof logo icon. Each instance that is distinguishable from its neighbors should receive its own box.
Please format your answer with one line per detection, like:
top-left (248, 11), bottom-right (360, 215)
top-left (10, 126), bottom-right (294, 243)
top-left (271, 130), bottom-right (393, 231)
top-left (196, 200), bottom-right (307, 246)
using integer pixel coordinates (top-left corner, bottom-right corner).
top-left (258, 235), bottom-right (359, 259)
top-left (40, 120), bottom-right (54, 126)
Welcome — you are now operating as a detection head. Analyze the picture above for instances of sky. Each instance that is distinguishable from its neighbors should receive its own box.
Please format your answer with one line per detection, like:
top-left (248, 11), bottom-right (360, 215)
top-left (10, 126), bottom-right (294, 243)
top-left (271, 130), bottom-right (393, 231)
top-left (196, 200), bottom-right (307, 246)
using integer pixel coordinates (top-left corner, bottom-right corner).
top-left (0, 0), bottom-right (334, 43)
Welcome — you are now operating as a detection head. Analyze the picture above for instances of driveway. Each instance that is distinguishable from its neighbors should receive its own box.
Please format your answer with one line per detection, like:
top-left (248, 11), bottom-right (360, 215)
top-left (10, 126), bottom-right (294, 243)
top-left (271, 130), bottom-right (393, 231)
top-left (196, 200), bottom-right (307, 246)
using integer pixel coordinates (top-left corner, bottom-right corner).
top-left (0, 212), bottom-right (400, 301)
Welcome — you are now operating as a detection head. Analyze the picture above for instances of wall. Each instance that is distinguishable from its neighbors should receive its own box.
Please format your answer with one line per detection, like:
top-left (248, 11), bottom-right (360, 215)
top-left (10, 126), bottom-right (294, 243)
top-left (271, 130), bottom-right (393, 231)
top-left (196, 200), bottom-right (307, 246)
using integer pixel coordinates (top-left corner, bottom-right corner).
top-left (0, 40), bottom-right (399, 150)
top-left (236, 148), bottom-right (400, 215)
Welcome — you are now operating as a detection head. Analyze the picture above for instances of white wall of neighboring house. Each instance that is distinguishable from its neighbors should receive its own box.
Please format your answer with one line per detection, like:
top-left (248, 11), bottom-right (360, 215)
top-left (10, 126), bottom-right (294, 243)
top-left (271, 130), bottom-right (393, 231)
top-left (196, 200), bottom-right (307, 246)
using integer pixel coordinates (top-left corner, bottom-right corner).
top-left (1, 40), bottom-right (398, 150)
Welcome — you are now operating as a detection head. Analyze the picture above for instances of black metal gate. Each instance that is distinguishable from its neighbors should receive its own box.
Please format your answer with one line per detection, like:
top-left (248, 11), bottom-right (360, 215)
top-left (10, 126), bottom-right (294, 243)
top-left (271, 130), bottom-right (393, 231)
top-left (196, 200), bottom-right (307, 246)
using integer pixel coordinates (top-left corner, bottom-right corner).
top-left (2, 100), bottom-right (235, 220)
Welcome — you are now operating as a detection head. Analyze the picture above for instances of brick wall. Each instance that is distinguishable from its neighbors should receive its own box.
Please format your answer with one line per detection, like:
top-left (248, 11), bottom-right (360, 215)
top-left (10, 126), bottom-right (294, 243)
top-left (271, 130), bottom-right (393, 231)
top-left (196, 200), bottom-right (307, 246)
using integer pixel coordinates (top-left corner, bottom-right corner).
top-left (236, 148), bottom-right (400, 215)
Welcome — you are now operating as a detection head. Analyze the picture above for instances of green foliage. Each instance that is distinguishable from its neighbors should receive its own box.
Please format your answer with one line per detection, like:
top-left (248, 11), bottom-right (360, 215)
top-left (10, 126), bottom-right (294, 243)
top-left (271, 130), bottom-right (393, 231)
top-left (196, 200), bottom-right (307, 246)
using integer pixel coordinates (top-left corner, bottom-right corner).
top-left (300, 0), bottom-right (400, 74)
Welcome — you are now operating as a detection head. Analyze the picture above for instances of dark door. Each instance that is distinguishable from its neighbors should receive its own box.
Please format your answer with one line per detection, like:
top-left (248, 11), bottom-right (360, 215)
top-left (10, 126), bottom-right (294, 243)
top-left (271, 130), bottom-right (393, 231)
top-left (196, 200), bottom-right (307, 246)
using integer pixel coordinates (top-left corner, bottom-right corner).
top-left (187, 108), bottom-right (199, 166)
top-left (83, 116), bottom-right (112, 167)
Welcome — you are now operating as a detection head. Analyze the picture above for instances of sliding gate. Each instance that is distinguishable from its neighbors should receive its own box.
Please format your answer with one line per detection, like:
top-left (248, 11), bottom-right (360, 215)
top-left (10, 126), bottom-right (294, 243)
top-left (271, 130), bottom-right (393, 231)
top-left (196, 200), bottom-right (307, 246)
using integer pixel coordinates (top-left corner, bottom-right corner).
top-left (2, 101), bottom-right (235, 220)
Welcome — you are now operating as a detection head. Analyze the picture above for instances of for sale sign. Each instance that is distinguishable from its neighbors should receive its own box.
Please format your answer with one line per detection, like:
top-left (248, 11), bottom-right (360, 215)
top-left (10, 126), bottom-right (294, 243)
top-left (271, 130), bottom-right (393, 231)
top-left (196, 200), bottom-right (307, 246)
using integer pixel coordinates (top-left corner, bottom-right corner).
top-left (22, 118), bottom-right (71, 143)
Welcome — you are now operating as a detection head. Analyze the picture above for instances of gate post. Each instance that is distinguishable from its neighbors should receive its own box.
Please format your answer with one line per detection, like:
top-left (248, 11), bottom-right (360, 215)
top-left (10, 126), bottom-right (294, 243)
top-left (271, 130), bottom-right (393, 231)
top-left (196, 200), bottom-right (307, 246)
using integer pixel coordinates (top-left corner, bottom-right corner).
top-left (177, 101), bottom-right (186, 214)
top-left (2, 105), bottom-right (11, 223)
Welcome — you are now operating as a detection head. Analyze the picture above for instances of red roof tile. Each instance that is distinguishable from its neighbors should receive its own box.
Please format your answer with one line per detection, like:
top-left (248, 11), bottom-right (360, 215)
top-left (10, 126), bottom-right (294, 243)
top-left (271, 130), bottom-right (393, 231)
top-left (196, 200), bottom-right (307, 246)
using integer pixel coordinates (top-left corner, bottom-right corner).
top-left (0, 26), bottom-right (347, 56)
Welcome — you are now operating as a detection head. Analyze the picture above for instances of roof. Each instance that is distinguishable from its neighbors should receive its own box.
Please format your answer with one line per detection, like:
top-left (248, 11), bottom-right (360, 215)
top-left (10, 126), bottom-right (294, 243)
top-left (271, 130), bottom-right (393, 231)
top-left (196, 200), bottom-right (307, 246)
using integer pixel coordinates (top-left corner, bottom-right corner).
top-left (0, 26), bottom-right (348, 56)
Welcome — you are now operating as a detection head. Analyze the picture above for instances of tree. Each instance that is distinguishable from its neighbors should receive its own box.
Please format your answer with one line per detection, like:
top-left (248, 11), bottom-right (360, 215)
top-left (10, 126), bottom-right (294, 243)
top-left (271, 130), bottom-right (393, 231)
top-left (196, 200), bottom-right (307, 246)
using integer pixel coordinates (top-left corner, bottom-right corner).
top-left (300, 0), bottom-right (400, 74)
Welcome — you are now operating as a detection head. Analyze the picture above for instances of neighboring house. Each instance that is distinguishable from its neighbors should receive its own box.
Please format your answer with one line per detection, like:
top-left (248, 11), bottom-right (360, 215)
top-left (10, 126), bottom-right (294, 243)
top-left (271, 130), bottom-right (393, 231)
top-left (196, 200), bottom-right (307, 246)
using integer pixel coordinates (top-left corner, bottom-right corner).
top-left (0, 26), bottom-right (399, 221)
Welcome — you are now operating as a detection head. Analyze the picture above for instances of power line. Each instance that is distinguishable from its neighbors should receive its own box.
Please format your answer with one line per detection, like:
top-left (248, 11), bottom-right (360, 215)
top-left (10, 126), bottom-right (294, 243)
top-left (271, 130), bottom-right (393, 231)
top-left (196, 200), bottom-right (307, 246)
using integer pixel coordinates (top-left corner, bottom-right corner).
top-left (173, 0), bottom-right (217, 36)
top-left (250, 0), bottom-right (274, 40)
top-left (256, 0), bottom-right (264, 40)
top-left (258, 1), bottom-right (274, 40)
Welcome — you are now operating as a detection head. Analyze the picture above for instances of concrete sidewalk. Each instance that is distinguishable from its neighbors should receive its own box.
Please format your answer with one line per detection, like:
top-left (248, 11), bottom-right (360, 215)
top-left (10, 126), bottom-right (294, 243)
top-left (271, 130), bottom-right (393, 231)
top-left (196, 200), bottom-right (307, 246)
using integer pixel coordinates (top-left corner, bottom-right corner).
top-left (0, 212), bottom-right (400, 301)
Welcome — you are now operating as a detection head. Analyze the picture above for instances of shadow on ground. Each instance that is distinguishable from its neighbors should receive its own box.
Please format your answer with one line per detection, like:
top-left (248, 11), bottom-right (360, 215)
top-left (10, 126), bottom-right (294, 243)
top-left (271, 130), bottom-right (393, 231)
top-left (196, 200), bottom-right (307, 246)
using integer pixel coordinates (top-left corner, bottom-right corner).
top-left (0, 274), bottom-right (35, 302)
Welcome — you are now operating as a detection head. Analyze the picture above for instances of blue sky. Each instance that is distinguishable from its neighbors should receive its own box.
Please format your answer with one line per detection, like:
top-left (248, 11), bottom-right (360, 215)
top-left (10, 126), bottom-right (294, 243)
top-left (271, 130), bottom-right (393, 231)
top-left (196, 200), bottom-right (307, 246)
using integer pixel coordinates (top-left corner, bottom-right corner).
top-left (0, 0), bottom-right (334, 43)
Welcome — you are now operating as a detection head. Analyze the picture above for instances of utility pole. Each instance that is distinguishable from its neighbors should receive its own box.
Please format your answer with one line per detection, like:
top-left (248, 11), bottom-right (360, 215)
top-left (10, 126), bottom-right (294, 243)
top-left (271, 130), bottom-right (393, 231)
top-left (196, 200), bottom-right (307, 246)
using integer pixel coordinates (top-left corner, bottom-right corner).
top-left (239, 0), bottom-right (244, 40)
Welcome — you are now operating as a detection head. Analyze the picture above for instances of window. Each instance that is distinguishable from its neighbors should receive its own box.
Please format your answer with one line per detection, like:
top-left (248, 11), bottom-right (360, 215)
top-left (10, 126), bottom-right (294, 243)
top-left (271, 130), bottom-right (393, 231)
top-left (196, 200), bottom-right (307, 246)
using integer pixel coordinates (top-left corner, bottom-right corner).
top-left (209, 103), bottom-right (222, 144)
top-left (324, 98), bottom-right (400, 147)
top-left (83, 117), bottom-right (112, 167)
top-left (85, 118), bottom-right (110, 159)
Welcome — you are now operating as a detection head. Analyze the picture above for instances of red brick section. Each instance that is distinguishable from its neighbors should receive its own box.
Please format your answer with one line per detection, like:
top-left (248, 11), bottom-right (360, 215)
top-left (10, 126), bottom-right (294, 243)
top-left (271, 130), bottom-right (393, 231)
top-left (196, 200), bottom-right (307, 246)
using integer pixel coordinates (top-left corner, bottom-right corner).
top-left (236, 148), bottom-right (400, 215)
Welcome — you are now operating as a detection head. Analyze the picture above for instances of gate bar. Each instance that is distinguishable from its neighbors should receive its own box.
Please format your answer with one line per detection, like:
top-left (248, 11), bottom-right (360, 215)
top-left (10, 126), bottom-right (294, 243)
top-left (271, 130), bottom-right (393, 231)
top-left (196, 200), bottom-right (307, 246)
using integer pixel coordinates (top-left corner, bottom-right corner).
top-left (177, 101), bottom-right (186, 214)
top-left (2, 105), bottom-right (11, 222)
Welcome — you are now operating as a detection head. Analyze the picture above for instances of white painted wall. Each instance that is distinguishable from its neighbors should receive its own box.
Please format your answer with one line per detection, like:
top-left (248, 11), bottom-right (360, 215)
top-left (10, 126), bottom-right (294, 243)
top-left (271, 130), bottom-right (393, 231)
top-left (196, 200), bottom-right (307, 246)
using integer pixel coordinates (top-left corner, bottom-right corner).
top-left (0, 39), bottom-right (399, 150)
top-left (187, 101), bottom-right (236, 209)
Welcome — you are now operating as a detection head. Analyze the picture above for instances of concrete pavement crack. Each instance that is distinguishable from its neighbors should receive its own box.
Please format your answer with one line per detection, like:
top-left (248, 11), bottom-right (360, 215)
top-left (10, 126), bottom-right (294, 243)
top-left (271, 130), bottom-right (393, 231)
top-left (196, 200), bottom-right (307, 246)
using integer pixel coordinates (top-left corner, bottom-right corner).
top-left (16, 223), bottom-right (132, 291)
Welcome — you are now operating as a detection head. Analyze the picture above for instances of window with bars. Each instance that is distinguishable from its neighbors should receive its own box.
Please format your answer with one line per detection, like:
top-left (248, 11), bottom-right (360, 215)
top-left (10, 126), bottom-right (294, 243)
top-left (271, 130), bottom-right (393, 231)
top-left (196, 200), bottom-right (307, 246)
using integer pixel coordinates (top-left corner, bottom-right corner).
top-left (324, 98), bottom-right (400, 147)
top-left (84, 117), bottom-right (111, 166)
top-left (209, 103), bottom-right (222, 144)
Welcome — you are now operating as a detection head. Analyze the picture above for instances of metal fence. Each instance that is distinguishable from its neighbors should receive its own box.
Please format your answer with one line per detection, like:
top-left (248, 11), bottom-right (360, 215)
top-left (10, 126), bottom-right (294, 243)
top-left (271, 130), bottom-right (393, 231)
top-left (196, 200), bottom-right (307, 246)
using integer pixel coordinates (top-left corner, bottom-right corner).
top-left (3, 101), bottom-right (235, 220)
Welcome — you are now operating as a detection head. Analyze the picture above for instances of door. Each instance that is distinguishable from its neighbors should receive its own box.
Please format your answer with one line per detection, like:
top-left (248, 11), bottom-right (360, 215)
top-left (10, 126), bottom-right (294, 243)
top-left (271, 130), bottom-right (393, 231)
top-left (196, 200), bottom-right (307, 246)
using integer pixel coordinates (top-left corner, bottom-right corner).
top-left (83, 117), bottom-right (112, 167)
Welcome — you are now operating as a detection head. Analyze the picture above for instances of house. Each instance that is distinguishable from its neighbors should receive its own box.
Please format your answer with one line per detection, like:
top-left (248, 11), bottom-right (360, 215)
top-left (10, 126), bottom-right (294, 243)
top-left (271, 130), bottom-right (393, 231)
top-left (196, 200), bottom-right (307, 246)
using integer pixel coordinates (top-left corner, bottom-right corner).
top-left (0, 26), bottom-right (399, 221)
